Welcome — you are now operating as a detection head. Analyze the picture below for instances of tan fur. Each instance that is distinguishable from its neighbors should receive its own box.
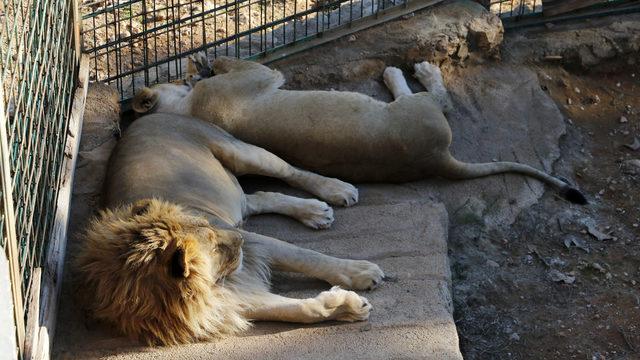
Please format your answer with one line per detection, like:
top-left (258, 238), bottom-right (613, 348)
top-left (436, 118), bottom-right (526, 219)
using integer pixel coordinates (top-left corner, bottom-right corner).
top-left (76, 199), bottom-right (249, 345)
top-left (77, 113), bottom-right (383, 345)
top-left (132, 55), bottom-right (586, 204)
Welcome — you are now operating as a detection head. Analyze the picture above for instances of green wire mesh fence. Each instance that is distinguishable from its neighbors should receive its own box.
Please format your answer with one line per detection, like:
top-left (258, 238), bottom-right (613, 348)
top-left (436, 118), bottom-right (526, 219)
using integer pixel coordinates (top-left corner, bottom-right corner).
top-left (1, 0), bottom-right (81, 350)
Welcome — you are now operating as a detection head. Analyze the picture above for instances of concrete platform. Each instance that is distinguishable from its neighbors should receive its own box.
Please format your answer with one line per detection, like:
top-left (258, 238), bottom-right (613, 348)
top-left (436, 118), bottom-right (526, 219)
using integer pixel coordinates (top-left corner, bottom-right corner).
top-left (55, 182), bottom-right (460, 359)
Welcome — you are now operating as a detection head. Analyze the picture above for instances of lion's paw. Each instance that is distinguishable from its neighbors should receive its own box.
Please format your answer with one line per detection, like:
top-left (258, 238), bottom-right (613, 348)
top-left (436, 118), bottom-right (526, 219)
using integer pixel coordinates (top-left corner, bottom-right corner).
top-left (329, 260), bottom-right (384, 291)
top-left (413, 61), bottom-right (442, 86)
top-left (315, 286), bottom-right (372, 322)
top-left (296, 199), bottom-right (334, 229)
top-left (315, 178), bottom-right (359, 207)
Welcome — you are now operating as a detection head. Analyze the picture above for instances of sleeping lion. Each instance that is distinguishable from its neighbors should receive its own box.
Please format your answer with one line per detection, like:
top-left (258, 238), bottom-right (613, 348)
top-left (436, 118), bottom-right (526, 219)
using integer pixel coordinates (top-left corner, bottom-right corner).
top-left (132, 54), bottom-right (587, 204)
top-left (76, 113), bottom-right (383, 345)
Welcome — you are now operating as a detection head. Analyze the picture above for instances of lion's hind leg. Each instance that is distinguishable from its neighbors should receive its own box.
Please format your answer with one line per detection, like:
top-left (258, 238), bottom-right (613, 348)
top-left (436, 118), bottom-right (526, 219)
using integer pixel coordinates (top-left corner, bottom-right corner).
top-left (209, 137), bottom-right (358, 207)
top-left (414, 61), bottom-right (453, 112)
top-left (383, 66), bottom-right (413, 99)
top-left (244, 287), bottom-right (371, 323)
top-left (245, 191), bottom-right (334, 229)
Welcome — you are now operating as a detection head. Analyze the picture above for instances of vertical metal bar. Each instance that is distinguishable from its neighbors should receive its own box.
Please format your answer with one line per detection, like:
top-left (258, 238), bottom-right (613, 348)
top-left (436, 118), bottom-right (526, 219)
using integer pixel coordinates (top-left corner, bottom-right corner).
top-left (201, 0), bottom-right (207, 56)
top-left (234, 0), bottom-right (239, 56)
top-left (129, 1), bottom-right (136, 93)
top-left (142, 0), bottom-right (150, 86)
top-left (293, 0), bottom-right (297, 42)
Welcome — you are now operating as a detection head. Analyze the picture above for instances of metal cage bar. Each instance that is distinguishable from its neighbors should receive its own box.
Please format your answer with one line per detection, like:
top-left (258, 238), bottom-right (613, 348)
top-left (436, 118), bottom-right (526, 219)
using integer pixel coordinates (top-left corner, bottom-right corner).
top-left (81, 0), bottom-right (435, 101)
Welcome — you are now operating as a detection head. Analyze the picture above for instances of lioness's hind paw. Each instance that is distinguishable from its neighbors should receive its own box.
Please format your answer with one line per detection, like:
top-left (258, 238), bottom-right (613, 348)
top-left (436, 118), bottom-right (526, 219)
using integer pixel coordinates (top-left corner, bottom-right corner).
top-left (413, 61), bottom-right (442, 85)
top-left (315, 178), bottom-right (359, 207)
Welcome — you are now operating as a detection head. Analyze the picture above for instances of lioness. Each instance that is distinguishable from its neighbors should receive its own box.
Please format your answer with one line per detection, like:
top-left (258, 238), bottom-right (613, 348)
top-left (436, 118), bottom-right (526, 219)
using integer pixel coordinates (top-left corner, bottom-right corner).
top-left (132, 54), bottom-right (587, 204)
top-left (76, 113), bottom-right (383, 345)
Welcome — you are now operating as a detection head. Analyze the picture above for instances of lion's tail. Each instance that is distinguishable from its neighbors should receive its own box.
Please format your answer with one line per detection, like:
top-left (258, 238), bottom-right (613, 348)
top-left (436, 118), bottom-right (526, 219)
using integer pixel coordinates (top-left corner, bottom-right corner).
top-left (440, 158), bottom-right (588, 205)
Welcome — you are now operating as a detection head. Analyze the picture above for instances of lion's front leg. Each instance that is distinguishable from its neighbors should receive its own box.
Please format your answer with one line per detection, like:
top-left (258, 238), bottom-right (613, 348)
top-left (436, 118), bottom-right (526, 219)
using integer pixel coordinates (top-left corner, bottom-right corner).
top-left (245, 191), bottom-right (334, 229)
top-left (209, 137), bottom-right (359, 207)
top-left (241, 231), bottom-right (384, 290)
top-left (244, 288), bottom-right (371, 323)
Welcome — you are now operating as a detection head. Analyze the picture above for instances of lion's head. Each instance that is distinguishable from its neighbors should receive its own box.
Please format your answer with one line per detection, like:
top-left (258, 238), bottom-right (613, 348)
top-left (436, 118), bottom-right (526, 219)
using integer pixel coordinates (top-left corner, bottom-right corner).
top-left (75, 198), bottom-right (249, 345)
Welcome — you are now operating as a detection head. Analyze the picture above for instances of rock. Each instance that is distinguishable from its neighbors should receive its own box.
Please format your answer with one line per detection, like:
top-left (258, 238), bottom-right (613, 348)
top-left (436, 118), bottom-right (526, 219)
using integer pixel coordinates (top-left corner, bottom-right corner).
top-left (591, 263), bottom-right (606, 273)
top-left (574, 87), bottom-right (581, 93)
top-left (118, 29), bottom-right (131, 39)
top-left (567, 98), bottom-right (573, 105)
top-left (624, 137), bottom-right (640, 151)
top-left (486, 259), bottom-right (500, 268)
top-left (620, 116), bottom-right (628, 123)
top-left (622, 159), bottom-right (640, 174)
top-left (548, 269), bottom-right (575, 284)
top-left (347, 34), bottom-right (356, 42)
top-left (586, 224), bottom-right (614, 241)
top-left (509, 332), bottom-right (520, 341)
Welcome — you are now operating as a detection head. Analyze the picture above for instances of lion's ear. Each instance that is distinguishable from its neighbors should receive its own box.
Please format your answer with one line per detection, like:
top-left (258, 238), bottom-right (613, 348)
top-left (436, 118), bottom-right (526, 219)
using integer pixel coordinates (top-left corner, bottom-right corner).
top-left (131, 199), bottom-right (152, 216)
top-left (170, 247), bottom-right (190, 278)
top-left (132, 87), bottom-right (158, 114)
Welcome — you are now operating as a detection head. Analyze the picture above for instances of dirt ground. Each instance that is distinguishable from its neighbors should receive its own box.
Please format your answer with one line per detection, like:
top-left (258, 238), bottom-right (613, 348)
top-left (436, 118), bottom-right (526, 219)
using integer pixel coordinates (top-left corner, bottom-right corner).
top-left (451, 30), bottom-right (640, 360)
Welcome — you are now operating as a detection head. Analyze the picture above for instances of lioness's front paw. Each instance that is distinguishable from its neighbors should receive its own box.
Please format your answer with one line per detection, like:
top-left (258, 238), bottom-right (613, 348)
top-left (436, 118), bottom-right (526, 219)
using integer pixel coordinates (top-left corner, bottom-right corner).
top-left (413, 61), bottom-right (442, 86)
top-left (329, 260), bottom-right (384, 291)
top-left (297, 199), bottom-right (334, 229)
top-left (315, 286), bottom-right (371, 322)
top-left (315, 178), bottom-right (359, 207)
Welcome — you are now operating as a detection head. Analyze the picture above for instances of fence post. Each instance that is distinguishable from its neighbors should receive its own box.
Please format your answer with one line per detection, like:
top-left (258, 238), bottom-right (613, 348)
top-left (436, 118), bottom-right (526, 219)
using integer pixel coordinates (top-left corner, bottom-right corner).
top-left (71, 0), bottom-right (83, 61)
top-left (0, 81), bottom-right (25, 359)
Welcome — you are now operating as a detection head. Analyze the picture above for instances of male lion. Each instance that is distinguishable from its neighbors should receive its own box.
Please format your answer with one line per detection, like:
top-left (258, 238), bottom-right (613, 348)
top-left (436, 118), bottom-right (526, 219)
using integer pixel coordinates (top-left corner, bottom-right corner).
top-left (76, 113), bottom-right (383, 345)
top-left (132, 54), bottom-right (587, 204)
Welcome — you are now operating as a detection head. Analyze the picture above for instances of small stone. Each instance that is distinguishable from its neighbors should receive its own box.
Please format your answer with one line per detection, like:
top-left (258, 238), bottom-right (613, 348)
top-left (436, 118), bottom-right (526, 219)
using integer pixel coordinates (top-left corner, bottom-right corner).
top-left (622, 159), bottom-right (640, 174)
top-left (617, 82), bottom-right (622, 87)
top-left (574, 87), bottom-right (581, 93)
top-left (347, 34), bottom-right (356, 42)
top-left (620, 116), bottom-right (628, 123)
top-left (486, 260), bottom-right (500, 268)
top-left (592, 263), bottom-right (606, 273)
top-left (632, 280), bottom-right (637, 286)
top-left (548, 269), bottom-right (575, 284)
top-left (509, 332), bottom-right (520, 341)
top-left (606, 272), bottom-right (613, 280)
top-left (567, 98), bottom-right (573, 105)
